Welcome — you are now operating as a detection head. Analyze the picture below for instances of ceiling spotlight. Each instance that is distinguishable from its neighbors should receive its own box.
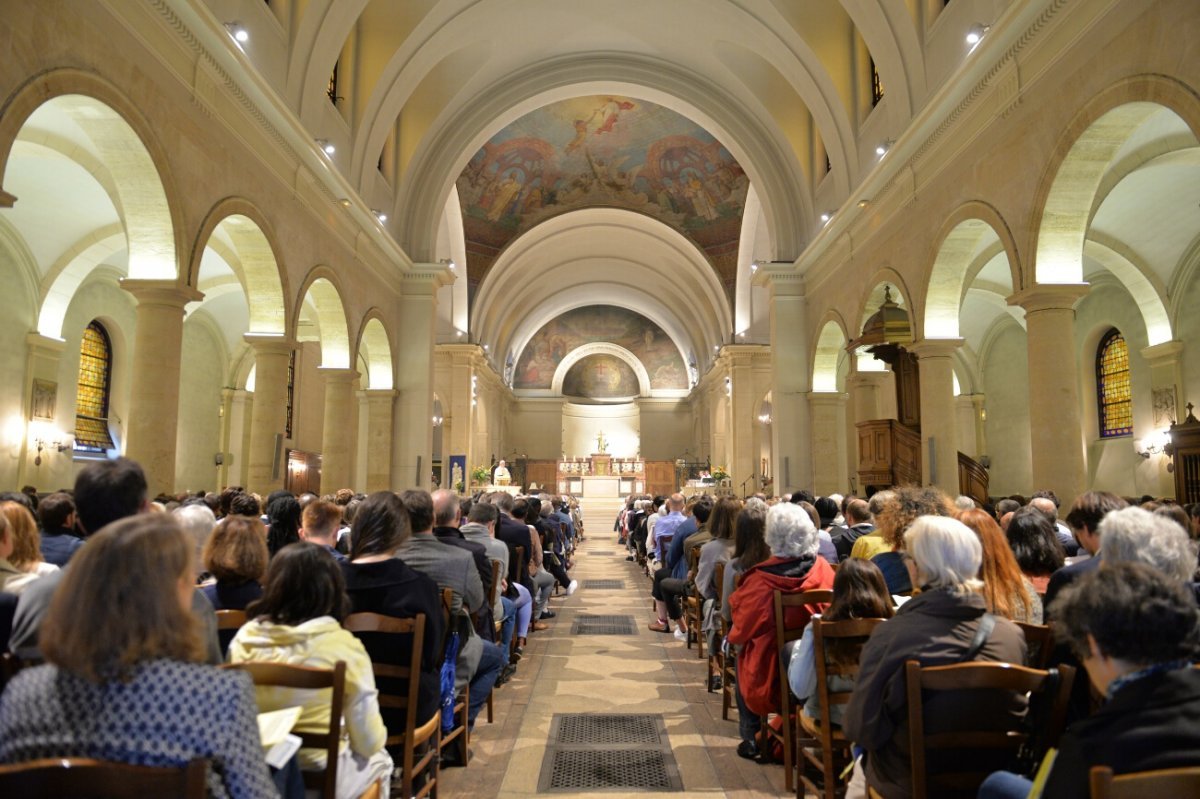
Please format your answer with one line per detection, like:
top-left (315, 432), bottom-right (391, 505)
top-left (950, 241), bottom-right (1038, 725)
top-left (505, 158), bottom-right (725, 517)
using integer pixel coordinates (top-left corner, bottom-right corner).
top-left (317, 139), bottom-right (335, 155)
top-left (875, 139), bottom-right (894, 157)
top-left (337, 197), bottom-right (352, 208)
top-left (966, 23), bottom-right (991, 46)
top-left (858, 199), bottom-right (871, 209)
top-left (750, 262), bottom-right (758, 273)
top-left (820, 212), bottom-right (832, 224)
top-left (372, 209), bottom-right (388, 223)
top-left (448, 261), bottom-right (456, 270)
top-left (224, 22), bottom-right (249, 43)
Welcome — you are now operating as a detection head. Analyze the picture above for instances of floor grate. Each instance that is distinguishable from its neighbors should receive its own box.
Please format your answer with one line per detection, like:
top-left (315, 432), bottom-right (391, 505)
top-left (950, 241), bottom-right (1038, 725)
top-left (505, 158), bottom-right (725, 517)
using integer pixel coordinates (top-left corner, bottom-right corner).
top-left (570, 614), bottom-right (636, 635)
top-left (582, 579), bottom-right (625, 590)
top-left (539, 714), bottom-right (682, 792)
top-left (587, 550), bottom-right (615, 556)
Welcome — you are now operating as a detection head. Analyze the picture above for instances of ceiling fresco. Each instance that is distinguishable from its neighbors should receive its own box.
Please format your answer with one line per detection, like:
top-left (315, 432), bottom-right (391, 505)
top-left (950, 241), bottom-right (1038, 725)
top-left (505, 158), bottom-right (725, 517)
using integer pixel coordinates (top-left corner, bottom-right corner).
top-left (562, 354), bottom-right (641, 400)
top-left (457, 95), bottom-right (749, 285)
top-left (513, 305), bottom-right (688, 391)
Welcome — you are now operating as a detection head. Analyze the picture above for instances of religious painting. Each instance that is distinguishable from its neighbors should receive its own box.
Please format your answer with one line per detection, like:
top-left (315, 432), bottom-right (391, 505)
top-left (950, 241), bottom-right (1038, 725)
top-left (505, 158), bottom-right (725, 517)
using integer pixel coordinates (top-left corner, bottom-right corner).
top-left (562, 355), bottom-right (640, 399)
top-left (514, 305), bottom-right (688, 390)
top-left (456, 95), bottom-right (749, 284)
top-left (31, 379), bottom-right (56, 421)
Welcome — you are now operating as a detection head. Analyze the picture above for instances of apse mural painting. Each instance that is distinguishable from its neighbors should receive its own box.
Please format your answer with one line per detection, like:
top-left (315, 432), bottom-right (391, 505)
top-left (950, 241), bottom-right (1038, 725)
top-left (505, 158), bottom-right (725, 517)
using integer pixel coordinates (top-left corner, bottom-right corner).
top-left (514, 305), bottom-right (688, 391)
top-left (456, 95), bottom-right (749, 283)
top-left (562, 354), bottom-right (641, 399)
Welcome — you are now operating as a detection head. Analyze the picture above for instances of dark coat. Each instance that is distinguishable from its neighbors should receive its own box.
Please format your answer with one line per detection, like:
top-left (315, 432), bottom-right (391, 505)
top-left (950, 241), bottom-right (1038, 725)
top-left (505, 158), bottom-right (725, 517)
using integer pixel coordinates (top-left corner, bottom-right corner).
top-left (1042, 554), bottom-right (1100, 617)
top-left (495, 514), bottom-right (535, 593)
top-left (833, 522), bottom-right (875, 561)
top-left (1042, 667), bottom-right (1200, 799)
top-left (842, 587), bottom-right (1027, 799)
top-left (433, 525), bottom-right (495, 640)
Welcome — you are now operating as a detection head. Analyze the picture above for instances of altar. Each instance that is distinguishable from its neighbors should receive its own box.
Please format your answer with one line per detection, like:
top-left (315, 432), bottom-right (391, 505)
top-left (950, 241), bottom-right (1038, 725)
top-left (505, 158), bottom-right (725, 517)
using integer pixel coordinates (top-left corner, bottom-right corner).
top-left (557, 452), bottom-right (646, 496)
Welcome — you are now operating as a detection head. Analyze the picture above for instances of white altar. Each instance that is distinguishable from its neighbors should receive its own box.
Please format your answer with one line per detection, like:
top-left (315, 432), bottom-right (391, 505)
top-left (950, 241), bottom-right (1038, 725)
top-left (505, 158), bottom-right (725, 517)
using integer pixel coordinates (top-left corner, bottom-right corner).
top-left (581, 475), bottom-right (620, 497)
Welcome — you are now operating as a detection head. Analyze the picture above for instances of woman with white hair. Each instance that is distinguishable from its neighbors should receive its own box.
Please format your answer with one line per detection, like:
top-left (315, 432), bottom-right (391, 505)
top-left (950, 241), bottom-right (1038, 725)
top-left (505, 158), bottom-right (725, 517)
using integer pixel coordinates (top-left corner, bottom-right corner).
top-left (727, 502), bottom-right (835, 759)
top-left (1099, 506), bottom-right (1198, 584)
top-left (842, 515), bottom-right (1027, 799)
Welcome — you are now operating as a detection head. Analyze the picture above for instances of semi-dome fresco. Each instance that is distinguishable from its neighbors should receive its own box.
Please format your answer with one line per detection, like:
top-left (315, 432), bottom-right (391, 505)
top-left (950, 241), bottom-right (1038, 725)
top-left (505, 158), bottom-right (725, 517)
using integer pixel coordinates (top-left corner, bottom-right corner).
top-left (562, 354), bottom-right (641, 401)
top-left (514, 305), bottom-right (688, 391)
top-left (457, 95), bottom-right (749, 285)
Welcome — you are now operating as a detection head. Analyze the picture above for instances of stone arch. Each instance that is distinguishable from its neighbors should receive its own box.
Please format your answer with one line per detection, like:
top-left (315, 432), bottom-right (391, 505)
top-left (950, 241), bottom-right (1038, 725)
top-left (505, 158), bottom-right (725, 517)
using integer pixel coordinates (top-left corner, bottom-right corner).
top-left (922, 202), bottom-right (1022, 339)
top-left (1083, 237), bottom-right (1173, 346)
top-left (294, 268), bottom-right (352, 369)
top-left (0, 70), bottom-right (181, 280)
top-left (356, 313), bottom-right (394, 390)
top-left (550, 343), bottom-right (652, 398)
top-left (189, 198), bottom-right (289, 336)
top-left (812, 314), bottom-right (849, 393)
top-left (856, 267), bottom-right (914, 333)
top-left (1031, 75), bottom-right (1200, 286)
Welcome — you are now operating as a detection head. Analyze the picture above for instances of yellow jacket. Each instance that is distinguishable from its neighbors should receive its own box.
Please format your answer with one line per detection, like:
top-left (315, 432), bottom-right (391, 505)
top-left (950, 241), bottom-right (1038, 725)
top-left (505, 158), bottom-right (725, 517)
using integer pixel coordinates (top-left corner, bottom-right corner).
top-left (228, 616), bottom-right (386, 770)
top-left (849, 532), bottom-right (891, 561)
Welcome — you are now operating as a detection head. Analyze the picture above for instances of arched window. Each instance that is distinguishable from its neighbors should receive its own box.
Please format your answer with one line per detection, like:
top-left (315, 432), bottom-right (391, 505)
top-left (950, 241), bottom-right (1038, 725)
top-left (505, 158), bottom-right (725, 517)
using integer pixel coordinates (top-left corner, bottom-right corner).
top-left (1097, 328), bottom-right (1132, 438)
top-left (75, 321), bottom-right (115, 452)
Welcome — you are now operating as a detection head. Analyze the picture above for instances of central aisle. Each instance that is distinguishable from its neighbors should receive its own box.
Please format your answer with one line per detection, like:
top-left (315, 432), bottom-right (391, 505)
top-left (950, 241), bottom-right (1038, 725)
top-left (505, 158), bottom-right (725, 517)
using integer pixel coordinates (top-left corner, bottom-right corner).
top-left (440, 533), bottom-right (794, 798)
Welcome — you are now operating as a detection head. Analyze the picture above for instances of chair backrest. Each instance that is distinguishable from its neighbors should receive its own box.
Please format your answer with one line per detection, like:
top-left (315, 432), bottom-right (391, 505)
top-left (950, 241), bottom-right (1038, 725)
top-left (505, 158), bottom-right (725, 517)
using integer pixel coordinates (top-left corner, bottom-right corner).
top-left (687, 544), bottom-right (702, 572)
top-left (0, 757), bottom-right (207, 799)
top-left (714, 561), bottom-right (725, 604)
top-left (1015, 622), bottom-right (1054, 669)
top-left (514, 545), bottom-right (526, 581)
top-left (811, 617), bottom-right (887, 726)
top-left (1090, 765), bottom-right (1200, 799)
top-left (487, 559), bottom-right (501, 608)
top-left (905, 659), bottom-right (1075, 799)
top-left (214, 609), bottom-right (248, 656)
top-left (772, 589), bottom-right (834, 714)
top-left (223, 660), bottom-right (346, 799)
top-left (343, 612), bottom-right (426, 747)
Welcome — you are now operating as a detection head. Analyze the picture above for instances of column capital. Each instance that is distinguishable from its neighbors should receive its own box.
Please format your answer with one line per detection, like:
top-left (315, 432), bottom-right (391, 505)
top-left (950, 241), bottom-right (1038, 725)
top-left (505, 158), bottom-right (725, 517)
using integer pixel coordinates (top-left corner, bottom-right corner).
top-left (119, 279), bottom-right (203, 308)
top-left (403, 263), bottom-right (455, 294)
top-left (1007, 283), bottom-right (1089, 313)
top-left (25, 332), bottom-right (66, 355)
top-left (1140, 339), bottom-right (1184, 367)
top-left (359, 388), bottom-right (399, 400)
top-left (318, 367), bottom-right (360, 385)
top-left (752, 262), bottom-right (806, 296)
top-left (910, 338), bottom-right (964, 359)
top-left (808, 391), bottom-right (849, 406)
top-left (243, 333), bottom-right (296, 355)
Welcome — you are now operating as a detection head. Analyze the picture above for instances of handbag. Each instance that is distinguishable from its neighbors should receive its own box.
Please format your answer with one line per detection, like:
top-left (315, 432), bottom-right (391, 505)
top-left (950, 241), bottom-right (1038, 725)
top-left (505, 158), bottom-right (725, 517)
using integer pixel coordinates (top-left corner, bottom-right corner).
top-left (439, 630), bottom-right (461, 735)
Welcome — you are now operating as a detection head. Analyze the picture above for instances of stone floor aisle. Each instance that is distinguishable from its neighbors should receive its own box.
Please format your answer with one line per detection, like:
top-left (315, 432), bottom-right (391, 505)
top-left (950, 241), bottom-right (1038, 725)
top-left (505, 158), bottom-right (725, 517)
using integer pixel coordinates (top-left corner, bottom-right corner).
top-left (439, 533), bottom-right (797, 798)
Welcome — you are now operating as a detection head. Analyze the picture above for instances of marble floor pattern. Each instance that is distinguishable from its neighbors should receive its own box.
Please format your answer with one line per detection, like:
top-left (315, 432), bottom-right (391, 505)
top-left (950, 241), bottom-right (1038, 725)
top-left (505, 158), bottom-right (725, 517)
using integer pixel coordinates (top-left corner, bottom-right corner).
top-left (439, 533), bottom-right (799, 798)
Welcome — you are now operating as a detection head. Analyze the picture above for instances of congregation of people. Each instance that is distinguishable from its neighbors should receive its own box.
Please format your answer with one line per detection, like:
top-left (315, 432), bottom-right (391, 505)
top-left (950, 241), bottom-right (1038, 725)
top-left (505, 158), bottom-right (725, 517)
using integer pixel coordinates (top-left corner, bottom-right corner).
top-left (614, 483), bottom-right (1200, 798)
top-left (0, 458), bottom-right (583, 798)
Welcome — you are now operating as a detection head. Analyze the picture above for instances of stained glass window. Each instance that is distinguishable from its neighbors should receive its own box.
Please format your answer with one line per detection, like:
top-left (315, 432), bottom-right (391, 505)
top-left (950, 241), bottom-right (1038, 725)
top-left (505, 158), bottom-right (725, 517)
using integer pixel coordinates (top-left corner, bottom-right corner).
top-left (871, 57), bottom-right (884, 106)
top-left (1097, 328), bottom-right (1132, 438)
top-left (75, 321), bottom-right (115, 451)
top-left (285, 351), bottom-right (296, 439)
top-left (327, 60), bottom-right (339, 105)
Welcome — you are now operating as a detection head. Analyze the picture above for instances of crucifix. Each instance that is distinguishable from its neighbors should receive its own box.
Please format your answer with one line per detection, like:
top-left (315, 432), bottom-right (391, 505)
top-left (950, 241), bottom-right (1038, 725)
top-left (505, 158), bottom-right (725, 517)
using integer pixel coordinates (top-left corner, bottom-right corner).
top-left (595, 429), bottom-right (608, 453)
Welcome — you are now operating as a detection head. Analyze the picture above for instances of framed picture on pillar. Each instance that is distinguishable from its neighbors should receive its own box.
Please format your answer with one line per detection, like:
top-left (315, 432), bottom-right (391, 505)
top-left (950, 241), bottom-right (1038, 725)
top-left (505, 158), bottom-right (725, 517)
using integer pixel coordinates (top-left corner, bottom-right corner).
top-left (31, 379), bottom-right (56, 421)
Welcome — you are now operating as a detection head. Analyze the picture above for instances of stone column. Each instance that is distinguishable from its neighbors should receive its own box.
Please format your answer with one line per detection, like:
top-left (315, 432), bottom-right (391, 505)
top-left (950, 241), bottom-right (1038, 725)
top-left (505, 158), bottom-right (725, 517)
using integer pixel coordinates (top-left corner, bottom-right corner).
top-left (1009, 285), bottom-right (1089, 504)
top-left (19, 333), bottom-right (67, 489)
top-left (810, 392), bottom-right (849, 495)
top-left (726, 349), bottom-right (757, 491)
top-left (120, 280), bottom-right (203, 497)
top-left (971, 394), bottom-right (988, 459)
top-left (1140, 340), bottom-right (1184, 496)
top-left (319, 368), bottom-right (358, 492)
top-left (754, 265), bottom-right (811, 493)
top-left (360, 388), bottom-right (396, 492)
top-left (392, 266), bottom-right (452, 490)
top-left (847, 370), bottom-right (888, 426)
top-left (911, 338), bottom-right (963, 496)
top-left (245, 334), bottom-right (295, 495)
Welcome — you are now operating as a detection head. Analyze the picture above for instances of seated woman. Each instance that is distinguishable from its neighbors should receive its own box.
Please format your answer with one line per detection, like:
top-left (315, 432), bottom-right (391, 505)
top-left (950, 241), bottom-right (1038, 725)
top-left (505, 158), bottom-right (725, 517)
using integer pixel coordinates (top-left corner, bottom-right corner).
top-left (843, 514), bottom-right (1027, 799)
top-left (229, 542), bottom-right (392, 798)
top-left (0, 514), bottom-right (275, 799)
top-left (200, 515), bottom-right (269, 611)
top-left (0, 501), bottom-right (59, 594)
top-left (1005, 507), bottom-right (1065, 596)
top-left (869, 486), bottom-right (954, 596)
top-left (340, 491), bottom-right (446, 733)
top-left (728, 502), bottom-right (835, 759)
top-left (788, 558), bottom-right (894, 727)
top-left (957, 508), bottom-right (1042, 624)
top-left (979, 562), bottom-right (1200, 799)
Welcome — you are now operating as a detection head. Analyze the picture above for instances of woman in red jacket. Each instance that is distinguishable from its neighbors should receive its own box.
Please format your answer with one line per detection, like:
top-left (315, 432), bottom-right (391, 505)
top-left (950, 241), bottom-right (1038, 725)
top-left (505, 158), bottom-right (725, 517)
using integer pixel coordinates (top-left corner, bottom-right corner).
top-left (728, 501), bottom-right (834, 759)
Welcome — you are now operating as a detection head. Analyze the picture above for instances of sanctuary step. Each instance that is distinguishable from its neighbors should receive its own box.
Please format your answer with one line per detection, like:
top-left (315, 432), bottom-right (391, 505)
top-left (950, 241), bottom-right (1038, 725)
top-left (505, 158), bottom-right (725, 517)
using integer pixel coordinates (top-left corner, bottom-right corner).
top-left (577, 495), bottom-right (626, 537)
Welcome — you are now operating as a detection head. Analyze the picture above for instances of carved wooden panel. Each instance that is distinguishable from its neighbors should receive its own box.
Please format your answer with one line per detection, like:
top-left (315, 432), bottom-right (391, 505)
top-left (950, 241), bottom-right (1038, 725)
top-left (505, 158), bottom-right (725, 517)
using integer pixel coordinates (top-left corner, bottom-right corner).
top-left (645, 461), bottom-right (677, 497)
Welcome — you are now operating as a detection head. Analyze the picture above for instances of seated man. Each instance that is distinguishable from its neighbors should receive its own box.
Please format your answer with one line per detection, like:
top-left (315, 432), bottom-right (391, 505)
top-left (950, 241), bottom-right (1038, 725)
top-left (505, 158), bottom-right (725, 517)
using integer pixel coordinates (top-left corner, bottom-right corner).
top-left (979, 562), bottom-right (1200, 799)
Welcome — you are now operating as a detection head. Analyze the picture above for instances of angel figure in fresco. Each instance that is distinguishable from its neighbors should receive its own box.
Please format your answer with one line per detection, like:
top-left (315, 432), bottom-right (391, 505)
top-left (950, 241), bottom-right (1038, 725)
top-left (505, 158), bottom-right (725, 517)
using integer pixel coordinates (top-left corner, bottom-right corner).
top-left (593, 97), bottom-right (635, 135)
top-left (487, 172), bottom-right (523, 221)
top-left (564, 118), bottom-right (589, 155)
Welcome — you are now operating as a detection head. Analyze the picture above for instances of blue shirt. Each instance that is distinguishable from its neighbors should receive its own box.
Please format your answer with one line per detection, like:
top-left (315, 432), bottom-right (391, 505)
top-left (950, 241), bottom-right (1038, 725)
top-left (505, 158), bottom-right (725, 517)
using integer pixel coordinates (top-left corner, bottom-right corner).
top-left (653, 511), bottom-right (688, 561)
top-left (667, 517), bottom-right (699, 579)
top-left (39, 529), bottom-right (83, 567)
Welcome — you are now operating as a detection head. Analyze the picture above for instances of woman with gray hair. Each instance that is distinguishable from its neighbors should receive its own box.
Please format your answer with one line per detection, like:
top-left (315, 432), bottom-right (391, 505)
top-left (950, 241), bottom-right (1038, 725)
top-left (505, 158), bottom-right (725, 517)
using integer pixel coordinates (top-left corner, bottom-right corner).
top-left (727, 502), bottom-right (835, 759)
top-left (843, 515), bottom-right (1026, 798)
top-left (1100, 506), bottom-right (1198, 584)
top-left (172, 502), bottom-right (216, 581)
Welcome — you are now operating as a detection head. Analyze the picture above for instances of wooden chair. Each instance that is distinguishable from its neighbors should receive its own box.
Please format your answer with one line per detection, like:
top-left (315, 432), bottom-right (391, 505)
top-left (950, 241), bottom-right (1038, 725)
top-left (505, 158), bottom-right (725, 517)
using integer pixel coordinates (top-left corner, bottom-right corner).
top-left (1090, 765), bottom-right (1200, 798)
top-left (222, 661), bottom-right (346, 799)
top-left (684, 544), bottom-right (705, 659)
top-left (486, 559), bottom-right (504, 724)
top-left (797, 617), bottom-right (886, 799)
top-left (439, 587), bottom-right (470, 767)
top-left (214, 609), bottom-right (247, 657)
top-left (720, 572), bottom-right (742, 720)
top-left (904, 660), bottom-right (1075, 799)
top-left (0, 757), bottom-right (206, 798)
top-left (343, 612), bottom-right (439, 799)
top-left (709, 561), bottom-right (725, 694)
top-left (764, 588), bottom-right (833, 793)
top-left (1015, 621), bottom-right (1054, 669)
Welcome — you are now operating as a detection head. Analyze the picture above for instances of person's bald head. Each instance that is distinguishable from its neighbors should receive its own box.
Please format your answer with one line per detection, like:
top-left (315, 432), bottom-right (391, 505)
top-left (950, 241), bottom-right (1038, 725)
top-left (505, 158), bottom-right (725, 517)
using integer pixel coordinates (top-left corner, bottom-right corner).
top-left (1000, 511), bottom-right (1015, 531)
top-left (668, 493), bottom-right (685, 512)
top-left (1030, 496), bottom-right (1058, 520)
top-left (432, 489), bottom-right (460, 527)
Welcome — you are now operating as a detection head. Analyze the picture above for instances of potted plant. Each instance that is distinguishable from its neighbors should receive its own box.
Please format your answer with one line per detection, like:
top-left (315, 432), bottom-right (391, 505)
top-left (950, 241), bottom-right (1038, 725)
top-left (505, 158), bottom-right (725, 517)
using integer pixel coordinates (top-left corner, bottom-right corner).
top-left (711, 465), bottom-right (730, 483)
top-left (470, 465), bottom-right (491, 486)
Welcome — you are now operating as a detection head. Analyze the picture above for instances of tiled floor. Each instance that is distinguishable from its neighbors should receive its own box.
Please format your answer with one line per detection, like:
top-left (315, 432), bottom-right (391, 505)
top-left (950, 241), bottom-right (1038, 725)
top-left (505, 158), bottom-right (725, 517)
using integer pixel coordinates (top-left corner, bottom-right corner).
top-left (439, 535), bottom-right (800, 798)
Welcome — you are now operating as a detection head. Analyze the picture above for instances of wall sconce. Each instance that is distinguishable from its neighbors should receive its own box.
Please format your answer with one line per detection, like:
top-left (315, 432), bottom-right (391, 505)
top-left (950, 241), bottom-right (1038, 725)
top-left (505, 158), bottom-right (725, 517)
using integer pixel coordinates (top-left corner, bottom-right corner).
top-left (31, 425), bottom-right (71, 466)
top-left (966, 23), bottom-right (991, 46)
top-left (432, 415), bottom-right (443, 427)
top-left (1136, 429), bottom-right (1172, 459)
top-left (724, 376), bottom-right (733, 397)
top-left (316, 138), bottom-right (336, 155)
top-left (758, 413), bottom-right (772, 425)
top-left (224, 21), bottom-right (249, 43)
top-left (371, 209), bottom-right (388, 223)
top-left (875, 139), bottom-right (894, 157)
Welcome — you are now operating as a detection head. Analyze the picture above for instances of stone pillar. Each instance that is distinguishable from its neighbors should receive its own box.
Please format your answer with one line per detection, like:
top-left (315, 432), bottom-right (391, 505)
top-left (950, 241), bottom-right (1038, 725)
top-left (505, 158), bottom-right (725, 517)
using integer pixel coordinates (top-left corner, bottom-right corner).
top-left (121, 280), bottom-right (203, 497)
top-left (810, 392), bottom-right (849, 495)
top-left (319, 368), bottom-right (358, 492)
top-left (1140, 340), bottom-right (1184, 497)
top-left (392, 266), bottom-right (452, 490)
top-left (727, 349), bottom-right (757, 491)
top-left (19, 333), bottom-right (67, 489)
top-left (847, 371), bottom-right (888, 426)
top-left (911, 339), bottom-right (962, 496)
top-left (360, 389), bottom-right (396, 492)
top-left (1009, 285), bottom-right (1089, 504)
top-left (755, 265), bottom-right (811, 493)
top-left (245, 335), bottom-right (295, 495)
top-left (971, 394), bottom-right (988, 460)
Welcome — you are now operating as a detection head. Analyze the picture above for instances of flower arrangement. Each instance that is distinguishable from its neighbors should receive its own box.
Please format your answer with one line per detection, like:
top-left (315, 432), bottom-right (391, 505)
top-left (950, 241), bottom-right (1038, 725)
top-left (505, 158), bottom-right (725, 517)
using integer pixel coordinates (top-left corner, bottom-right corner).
top-left (711, 465), bottom-right (730, 481)
top-left (470, 465), bottom-right (491, 484)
